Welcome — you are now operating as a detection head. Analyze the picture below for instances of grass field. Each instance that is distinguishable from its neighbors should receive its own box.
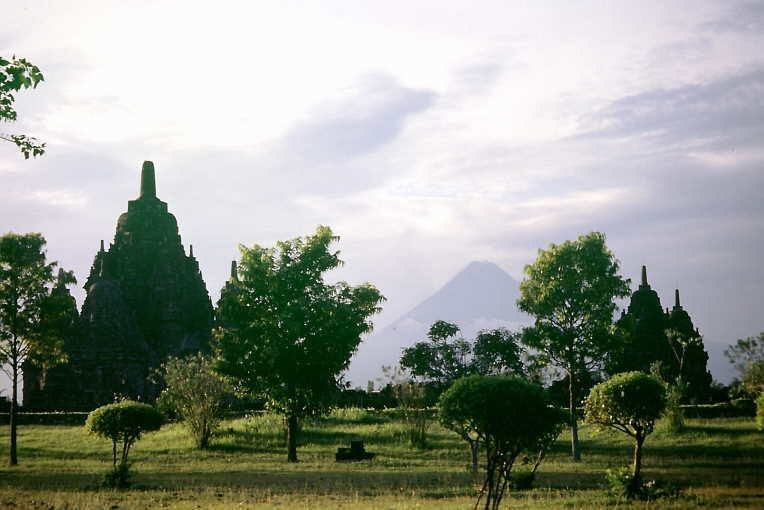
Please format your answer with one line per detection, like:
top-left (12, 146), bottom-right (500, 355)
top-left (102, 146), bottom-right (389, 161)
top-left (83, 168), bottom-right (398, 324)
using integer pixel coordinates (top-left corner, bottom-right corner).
top-left (0, 409), bottom-right (762, 509)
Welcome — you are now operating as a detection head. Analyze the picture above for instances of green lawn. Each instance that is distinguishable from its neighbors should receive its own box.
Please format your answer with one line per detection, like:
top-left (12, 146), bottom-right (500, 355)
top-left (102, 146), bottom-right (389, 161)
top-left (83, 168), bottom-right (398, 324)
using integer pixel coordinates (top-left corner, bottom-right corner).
top-left (0, 410), bottom-right (762, 509)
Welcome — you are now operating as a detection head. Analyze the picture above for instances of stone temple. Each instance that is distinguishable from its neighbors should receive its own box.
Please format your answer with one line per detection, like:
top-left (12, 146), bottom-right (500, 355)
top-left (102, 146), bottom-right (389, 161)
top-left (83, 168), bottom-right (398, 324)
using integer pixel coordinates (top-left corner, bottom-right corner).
top-left (23, 162), bottom-right (214, 410)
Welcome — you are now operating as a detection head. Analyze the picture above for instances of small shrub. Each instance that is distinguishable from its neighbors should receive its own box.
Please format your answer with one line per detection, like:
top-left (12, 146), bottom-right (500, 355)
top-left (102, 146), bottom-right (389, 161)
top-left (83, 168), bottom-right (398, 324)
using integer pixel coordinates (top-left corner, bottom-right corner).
top-left (663, 383), bottom-right (685, 433)
top-left (605, 466), bottom-right (635, 499)
top-left (86, 400), bottom-right (162, 488)
top-left (730, 398), bottom-right (756, 417)
top-left (510, 470), bottom-right (535, 490)
top-left (156, 354), bottom-right (230, 448)
top-left (605, 467), bottom-right (682, 501)
top-left (756, 394), bottom-right (764, 431)
top-left (102, 462), bottom-right (132, 489)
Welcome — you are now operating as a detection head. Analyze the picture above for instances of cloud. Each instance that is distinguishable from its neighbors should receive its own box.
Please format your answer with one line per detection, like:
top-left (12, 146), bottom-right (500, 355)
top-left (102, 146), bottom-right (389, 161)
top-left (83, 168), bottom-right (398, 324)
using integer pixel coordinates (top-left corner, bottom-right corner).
top-left (281, 74), bottom-right (436, 162)
top-left (577, 67), bottom-right (764, 147)
top-left (702, 1), bottom-right (764, 34)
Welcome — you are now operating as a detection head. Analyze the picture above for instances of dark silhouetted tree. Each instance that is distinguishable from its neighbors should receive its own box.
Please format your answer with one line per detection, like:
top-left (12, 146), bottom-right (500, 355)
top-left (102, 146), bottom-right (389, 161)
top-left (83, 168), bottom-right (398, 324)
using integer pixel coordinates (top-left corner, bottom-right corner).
top-left (215, 226), bottom-right (384, 462)
top-left (518, 232), bottom-right (630, 461)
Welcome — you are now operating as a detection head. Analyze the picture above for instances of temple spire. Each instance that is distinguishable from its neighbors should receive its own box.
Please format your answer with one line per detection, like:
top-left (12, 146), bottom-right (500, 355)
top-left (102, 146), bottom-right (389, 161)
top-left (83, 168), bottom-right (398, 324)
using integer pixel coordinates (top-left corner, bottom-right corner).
top-left (641, 265), bottom-right (648, 287)
top-left (675, 289), bottom-right (681, 309)
top-left (189, 244), bottom-right (194, 257)
top-left (230, 260), bottom-right (238, 281)
top-left (140, 161), bottom-right (156, 198)
top-left (100, 239), bottom-right (105, 253)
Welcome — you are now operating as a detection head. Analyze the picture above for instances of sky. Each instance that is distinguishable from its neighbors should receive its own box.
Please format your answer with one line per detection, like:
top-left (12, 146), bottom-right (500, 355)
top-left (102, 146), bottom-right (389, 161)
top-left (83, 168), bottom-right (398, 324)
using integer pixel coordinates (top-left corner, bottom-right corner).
top-left (1, 0), bottom-right (763, 383)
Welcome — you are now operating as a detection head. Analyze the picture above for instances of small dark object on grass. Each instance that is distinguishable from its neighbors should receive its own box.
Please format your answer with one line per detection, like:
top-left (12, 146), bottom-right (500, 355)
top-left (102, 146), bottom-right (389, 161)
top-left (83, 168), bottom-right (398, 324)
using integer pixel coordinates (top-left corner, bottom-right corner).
top-left (335, 440), bottom-right (375, 461)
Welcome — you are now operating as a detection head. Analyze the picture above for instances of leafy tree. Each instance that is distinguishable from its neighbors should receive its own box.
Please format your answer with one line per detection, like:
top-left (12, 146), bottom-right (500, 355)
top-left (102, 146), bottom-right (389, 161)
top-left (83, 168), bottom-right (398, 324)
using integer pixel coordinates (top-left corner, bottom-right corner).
top-left (439, 376), bottom-right (565, 510)
top-left (215, 226), bottom-right (384, 462)
top-left (726, 333), bottom-right (764, 396)
top-left (585, 372), bottom-right (666, 493)
top-left (401, 321), bottom-right (525, 386)
top-left (86, 400), bottom-right (163, 487)
top-left (472, 328), bottom-right (525, 377)
top-left (518, 232), bottom-right (630, 461)
top-left (0, 232), bottom-right (69, 465)
top-left (400, 321), bottom-right (472, 385)
top-left (0, 56), bottom-right (45, 158)
top-left (156, 354), bottom-right (230, 448)
top-left (401, 322), bottom-right (525, 471)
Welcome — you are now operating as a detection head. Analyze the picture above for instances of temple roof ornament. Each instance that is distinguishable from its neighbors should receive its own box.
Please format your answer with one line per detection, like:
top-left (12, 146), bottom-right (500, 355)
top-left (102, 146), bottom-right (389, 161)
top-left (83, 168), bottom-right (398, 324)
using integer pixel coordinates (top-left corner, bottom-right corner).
top-left (140, 160), bottom-right (157, 199)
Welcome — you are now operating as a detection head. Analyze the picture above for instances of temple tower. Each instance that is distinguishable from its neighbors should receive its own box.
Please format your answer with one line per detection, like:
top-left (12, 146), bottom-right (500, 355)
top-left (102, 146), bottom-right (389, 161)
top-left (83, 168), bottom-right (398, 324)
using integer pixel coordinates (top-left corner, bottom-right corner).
top-left (24, 162), bottom-right (214, 410)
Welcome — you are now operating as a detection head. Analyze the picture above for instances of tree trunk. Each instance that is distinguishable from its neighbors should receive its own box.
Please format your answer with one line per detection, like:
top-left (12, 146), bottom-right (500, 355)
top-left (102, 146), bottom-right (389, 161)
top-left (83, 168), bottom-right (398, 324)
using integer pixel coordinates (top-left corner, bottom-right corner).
top-left (632, 433), bottom-right (644, 481)
top-left (469, 439), bottom-right (479, 474)
top-left (286, 415), bottom-right (298, 463)
top-left (568, 373), bottom-right (581, 461)
top-left (9, 362), bottom-right (18, 466)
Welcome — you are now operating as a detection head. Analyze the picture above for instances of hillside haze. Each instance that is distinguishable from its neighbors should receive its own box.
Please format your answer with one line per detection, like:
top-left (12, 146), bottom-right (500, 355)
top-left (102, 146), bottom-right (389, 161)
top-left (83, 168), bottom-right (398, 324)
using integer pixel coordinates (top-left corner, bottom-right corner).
top-left (348, 261), bottom-right (530, 385)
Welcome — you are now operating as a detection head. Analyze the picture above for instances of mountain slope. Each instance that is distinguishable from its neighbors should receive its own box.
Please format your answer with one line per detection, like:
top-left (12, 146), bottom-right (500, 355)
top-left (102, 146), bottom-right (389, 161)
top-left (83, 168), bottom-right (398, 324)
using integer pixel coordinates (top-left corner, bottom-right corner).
top-left (348, 261), bottom-right (529, 385)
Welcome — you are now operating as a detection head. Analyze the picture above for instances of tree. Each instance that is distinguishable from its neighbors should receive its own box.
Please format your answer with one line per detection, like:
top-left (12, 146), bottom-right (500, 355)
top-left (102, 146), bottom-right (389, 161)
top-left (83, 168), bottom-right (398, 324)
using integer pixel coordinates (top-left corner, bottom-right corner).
top-left (1, 56), bottom-right (45, 158)
top-left (215, 226), bottom-right (384, 462)
top-left (725, 333), bottom-right (764, 396)
top-left (439, 376), bottom-right (565, 510)
top-left (0, 232), bottom-right (68, 465)
top-left (518, 232), bottom-right (630, 461)
top-left (85, 400), bottom-right (163, 487)
top-left (402, 321), bottom-right (525, 384)
top-left (156, 354), bottom-right (230, 448)
top-left (585, 372), bottom-right (666, 493)
top-left (401, 321), bottom-right (525, 471)
top-left (400, 321), bottom-right (472, 386)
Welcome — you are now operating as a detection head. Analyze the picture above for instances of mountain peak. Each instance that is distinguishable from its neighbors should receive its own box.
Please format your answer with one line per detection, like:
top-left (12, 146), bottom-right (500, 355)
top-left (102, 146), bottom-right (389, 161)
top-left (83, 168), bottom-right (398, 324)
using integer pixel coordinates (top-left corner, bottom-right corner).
top-left (405, 260), bottom-right (524, 324)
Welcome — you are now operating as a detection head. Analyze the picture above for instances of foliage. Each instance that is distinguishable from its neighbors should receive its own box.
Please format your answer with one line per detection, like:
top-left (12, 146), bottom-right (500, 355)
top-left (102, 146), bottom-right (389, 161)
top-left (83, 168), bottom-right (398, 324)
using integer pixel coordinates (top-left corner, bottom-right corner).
top-left (439, 376), bottom-right (566, 510)
top-left (401, 322), bottom-right (525, 388)
top-left (725, 333), bottom-right (764, 396)
top-left (401, 321), bottom-right (472, 385)
top-left (757, 394), bottom-right (764, 431)
top-left (663, 381), bottom-right (685, 433)
top-left (102, 461), bottom-right (132, 489)
top-left (518, 231), bottom-right (630, 461)
top-left (156, 354), bottom-right (230, 448)
top-left (605, 466), bottom-right (681, 501)
top-left (0, 56), bottom-right (45, 158)
top-left (0, 232), bottom-right (70, 465)
top-left (85, 399), bottom-right (163, 486)
top-left (215, 226), bottom-right (384, 461)
top-left (585, 372), bottom-right (666, 492)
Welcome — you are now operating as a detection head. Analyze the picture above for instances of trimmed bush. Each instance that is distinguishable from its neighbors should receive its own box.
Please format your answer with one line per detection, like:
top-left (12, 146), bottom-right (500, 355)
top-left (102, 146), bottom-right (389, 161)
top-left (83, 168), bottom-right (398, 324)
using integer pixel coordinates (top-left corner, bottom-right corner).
top-left (85, 400), bottom-right (163, 487)
top-left (585, 372), bottom-right (666, 497)
top-left (439, 376), bottom-right (566, 510)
